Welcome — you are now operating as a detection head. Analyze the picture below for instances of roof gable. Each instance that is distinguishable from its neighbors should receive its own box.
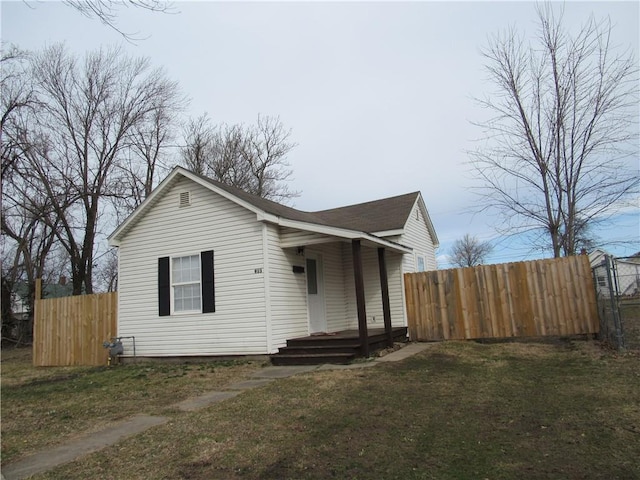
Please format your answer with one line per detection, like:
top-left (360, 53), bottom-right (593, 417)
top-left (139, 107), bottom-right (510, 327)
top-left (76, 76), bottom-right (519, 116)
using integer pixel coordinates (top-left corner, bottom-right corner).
top-left (411, 194), bottom-right (440, 247)
top-left (312, 192), bottom-right (419, 232)
top-left (109, 167), bottom-right (437, 248)
top-left (190, 170), bottom-right (328, 226)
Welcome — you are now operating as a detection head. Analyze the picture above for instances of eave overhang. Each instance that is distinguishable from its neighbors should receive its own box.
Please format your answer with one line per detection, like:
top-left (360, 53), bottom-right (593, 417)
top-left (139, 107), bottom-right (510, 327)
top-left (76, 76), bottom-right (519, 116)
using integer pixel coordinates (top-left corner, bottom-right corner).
top-left (267, 216), bottom-right (412, 254)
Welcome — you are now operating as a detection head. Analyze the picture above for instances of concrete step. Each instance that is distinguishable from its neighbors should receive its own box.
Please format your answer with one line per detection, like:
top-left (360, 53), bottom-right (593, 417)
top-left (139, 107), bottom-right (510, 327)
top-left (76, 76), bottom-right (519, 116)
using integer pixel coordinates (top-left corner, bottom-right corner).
top-left (286, 337), bottom-right (364, 348)
top-left (270, 352), bottom-right (356, 366)
top-left (277, 344), bottom-right (361, 355)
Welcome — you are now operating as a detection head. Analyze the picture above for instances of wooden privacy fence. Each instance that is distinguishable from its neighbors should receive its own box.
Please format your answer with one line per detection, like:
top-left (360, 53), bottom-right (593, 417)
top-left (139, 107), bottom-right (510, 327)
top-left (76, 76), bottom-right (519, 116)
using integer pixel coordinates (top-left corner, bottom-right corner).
top-left (404, 255), bottom-right (599, 341)
top-left (33, 281), bottom-right (117, 366)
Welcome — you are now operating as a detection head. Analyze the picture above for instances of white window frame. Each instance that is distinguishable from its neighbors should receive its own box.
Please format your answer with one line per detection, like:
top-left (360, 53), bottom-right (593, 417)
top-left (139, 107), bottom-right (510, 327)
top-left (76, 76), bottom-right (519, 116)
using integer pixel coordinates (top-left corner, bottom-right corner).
top-left (171, 254), bottom-right (202, 314)
top-left (416, 255), bottom-right (426, 272)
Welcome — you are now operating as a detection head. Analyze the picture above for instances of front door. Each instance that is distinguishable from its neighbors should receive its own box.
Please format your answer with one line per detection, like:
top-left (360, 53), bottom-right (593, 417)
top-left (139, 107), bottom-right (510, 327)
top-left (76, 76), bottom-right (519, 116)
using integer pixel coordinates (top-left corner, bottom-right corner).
top-left (306, 254), bottom-right (327, 333)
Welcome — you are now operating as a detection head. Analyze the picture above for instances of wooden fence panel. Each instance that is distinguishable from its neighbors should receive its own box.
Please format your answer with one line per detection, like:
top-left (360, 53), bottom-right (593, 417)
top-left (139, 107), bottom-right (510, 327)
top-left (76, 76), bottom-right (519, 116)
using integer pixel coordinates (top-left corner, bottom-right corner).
top-left (405, 255), bottom-right (599, 341)
top-left (33, 291), bottom-right (117, 366)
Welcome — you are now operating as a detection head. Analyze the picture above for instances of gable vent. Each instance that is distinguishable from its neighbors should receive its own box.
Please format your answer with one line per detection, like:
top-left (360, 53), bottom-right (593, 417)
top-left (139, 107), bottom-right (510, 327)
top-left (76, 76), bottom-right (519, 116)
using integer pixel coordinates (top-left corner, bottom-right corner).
top-left (179, 191), bottom-right (191, 207)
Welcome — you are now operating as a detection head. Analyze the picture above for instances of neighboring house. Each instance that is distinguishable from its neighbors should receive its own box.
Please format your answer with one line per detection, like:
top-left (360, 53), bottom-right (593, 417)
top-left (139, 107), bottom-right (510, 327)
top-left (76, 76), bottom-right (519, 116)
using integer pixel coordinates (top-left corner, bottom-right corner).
top-left (11, 276), bottom-right (73, 319)
top-left (589, 249), bottom-right (609, 268)
top-left (7, 277), bottom-right (73, 341)
top-left (108, 167), bottom-right (439, 358)
top-left (589, 249), bottom-right (640, 297)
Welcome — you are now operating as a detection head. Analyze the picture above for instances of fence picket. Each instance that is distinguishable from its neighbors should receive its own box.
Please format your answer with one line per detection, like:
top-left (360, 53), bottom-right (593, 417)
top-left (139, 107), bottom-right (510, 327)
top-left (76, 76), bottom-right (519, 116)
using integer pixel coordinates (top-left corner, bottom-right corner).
top-left (405, 256), bottom-right (599, 341)
top-left (33, 291), bottom-right (118, 366)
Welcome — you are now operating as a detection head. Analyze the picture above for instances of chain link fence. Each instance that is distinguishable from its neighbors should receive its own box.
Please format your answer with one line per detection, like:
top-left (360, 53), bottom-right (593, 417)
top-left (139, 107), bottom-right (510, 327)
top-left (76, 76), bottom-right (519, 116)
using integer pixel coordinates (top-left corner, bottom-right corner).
top-left (592, 255), bottom-right (640, 351)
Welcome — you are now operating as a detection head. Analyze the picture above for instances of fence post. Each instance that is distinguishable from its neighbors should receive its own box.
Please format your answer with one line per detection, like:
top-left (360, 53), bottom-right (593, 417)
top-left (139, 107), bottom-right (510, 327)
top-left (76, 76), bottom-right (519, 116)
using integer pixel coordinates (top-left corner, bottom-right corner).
top-left (592, 263), bottom-right (608, 342)
top-left (33, 278), bottom-right (42, 366)
top-left (604, 255), bottom-right (625, 350)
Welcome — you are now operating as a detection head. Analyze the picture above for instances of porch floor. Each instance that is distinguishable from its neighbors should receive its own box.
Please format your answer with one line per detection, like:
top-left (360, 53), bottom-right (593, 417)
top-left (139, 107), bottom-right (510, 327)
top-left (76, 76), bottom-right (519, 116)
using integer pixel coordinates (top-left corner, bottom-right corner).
top-left (271, 327), bottom-right (408, 366)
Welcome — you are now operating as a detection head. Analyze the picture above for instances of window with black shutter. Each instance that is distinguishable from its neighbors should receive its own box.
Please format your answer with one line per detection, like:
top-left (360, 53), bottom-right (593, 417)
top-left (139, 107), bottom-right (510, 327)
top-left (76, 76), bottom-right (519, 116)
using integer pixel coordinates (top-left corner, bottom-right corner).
top-left (158, 250), bottom-right (215, 315)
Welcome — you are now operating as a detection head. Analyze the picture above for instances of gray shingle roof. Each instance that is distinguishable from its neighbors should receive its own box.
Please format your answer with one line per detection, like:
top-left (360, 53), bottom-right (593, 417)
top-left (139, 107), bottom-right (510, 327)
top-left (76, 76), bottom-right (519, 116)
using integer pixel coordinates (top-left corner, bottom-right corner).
top-left (109, 166), bottom-right (436, 248)
top-left (313, 192), bottom-right (419, 232)
top-left (192, 171), bottom-right (419, 234)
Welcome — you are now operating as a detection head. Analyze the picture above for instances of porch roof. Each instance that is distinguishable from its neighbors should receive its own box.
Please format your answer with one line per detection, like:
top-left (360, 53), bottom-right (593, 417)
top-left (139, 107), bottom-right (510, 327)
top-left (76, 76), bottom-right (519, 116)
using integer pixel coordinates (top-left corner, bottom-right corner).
top-left (274, 217), bottom-right (412, 254)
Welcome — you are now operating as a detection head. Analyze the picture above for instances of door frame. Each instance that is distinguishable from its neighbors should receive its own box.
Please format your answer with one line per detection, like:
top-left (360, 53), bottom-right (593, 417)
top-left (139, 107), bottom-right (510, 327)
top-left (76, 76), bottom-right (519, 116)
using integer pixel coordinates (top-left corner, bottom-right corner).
top-left (306, 252), bottom-right (327, 333)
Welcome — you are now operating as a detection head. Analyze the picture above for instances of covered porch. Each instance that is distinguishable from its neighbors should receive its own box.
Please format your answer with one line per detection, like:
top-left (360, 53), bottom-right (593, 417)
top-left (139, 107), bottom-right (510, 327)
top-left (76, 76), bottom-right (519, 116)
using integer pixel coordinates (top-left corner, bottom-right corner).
top-left (266, 216), bottom-right (413, 365)
top-left (271, 327), bottom-right (409, 365)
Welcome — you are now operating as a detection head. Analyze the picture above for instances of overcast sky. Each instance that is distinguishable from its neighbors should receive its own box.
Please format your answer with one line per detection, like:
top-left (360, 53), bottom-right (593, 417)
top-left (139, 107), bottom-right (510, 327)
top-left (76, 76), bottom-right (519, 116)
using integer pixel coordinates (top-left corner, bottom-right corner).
top-left (2, 1), bottom-right (638, 265)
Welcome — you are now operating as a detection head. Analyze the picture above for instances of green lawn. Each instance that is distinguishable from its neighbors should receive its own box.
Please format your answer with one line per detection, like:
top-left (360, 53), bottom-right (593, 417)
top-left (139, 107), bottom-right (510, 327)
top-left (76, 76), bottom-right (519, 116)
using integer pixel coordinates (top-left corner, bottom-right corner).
top-left (2, 340), bottom-right (639, 479)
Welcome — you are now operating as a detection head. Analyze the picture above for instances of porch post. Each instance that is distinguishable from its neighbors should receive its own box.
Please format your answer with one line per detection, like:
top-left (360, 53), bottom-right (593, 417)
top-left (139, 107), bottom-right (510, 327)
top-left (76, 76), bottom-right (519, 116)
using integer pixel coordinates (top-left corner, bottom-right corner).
top-left (378, 248), bottom-right (393, 347)
top-left (352, 239), bottom-right (369, 357)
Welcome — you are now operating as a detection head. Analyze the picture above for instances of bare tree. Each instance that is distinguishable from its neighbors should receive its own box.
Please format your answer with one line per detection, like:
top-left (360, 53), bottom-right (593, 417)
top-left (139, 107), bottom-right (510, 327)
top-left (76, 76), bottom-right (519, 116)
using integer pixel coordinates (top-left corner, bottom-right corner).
top-left (471, 4), bottom-right (639, 257)
top-left (1, 45), bottom-right (58, 343)
top-left (113, 91), bottom-right (187, 220)
top-left (450, 234), bottom-right (493, 267)
top-left (5, 44), bottom-right (183, 294)
top-left (242, 115), bottom-right (299, 202)
top-left (94, 248), bottom-right (119, 292)
top-left (63, 1), bottom-right (175, 41)
top-left (180, 113), bottom-right (215, 175)
top-left (181, 114), bottom-right (299, 202)
top-left (210, 123), bottom-right (253, 189)
top-left (0, 171), bottom-right (65, 343)
top-left (1, 45), bottom-right (36, 194)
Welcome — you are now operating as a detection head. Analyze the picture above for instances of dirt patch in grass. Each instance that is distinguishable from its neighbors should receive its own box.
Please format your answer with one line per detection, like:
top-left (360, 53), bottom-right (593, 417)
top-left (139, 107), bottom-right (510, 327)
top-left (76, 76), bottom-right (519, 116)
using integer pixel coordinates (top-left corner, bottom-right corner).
top-left (1, 347), bottom-right (266, 464)
top-left (22, 340), bottom-right (640, 480)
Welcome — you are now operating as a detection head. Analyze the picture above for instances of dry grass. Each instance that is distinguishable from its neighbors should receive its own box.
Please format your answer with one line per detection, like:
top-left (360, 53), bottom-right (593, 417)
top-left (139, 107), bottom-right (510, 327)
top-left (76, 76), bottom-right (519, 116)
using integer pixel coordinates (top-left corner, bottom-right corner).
top-left (0, 347), bottom-right (265, 464)
top-left (3, 340), bottom-right (640, 480)
top-left (620, 301), bottom-right (640, 350)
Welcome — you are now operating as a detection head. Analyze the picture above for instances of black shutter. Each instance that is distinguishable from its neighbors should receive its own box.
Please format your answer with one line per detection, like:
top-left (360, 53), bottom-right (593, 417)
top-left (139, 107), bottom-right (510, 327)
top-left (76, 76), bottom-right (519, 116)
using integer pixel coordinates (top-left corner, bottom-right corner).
top-left (158, 257), bottom-right (170, 316)
top-left (201, 250), bottom-right (215, 313)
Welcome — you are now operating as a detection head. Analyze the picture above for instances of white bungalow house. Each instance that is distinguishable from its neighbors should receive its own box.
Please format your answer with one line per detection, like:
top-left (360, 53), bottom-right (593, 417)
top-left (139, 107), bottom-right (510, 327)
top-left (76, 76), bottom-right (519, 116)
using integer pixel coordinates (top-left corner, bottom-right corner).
top-left (108, 167), bottom-right (438, 362)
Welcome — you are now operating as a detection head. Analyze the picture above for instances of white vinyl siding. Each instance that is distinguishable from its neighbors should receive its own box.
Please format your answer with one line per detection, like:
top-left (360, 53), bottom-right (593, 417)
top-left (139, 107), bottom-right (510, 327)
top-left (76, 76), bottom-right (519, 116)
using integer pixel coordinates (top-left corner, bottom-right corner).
top-left (268, 224), bottom-right (308, 351)
top-left (279, 227), bottom-right (334, 248)
top-left (400, 199), bottom-right (437, 273)
top-left (117, 174), bottom-right (438, 354)
top-left (117, 177), bottom-right (267, 357)
top-left (385, 251), bottom-right (406, 327)
top-left (268, 238), bottom-right (404, 347)
top-left (343, 244), bottom-right (406, 329)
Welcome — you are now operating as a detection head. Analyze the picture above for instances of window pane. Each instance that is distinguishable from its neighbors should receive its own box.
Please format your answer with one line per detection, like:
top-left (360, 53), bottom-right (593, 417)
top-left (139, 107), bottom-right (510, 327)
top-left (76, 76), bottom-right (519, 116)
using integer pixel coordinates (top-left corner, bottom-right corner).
top-left (172, 255), bottom-right (200, 284)
top-left (186, 284), bottom-right (201, 311)
top-left (184, 256), bottom-right (192, 281)
top-left (174, 281), bottom-right (201, 312)
top-left (174, 297), bottom-right (184, 312)
top-left (188, 255), bottom-right (200, 281)
top-left (172, 257), bottom-right (182, 283)
top-left (172, 255), bottom-right (202, 312)
top-left (306, 259), bottom-right (317, 294)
